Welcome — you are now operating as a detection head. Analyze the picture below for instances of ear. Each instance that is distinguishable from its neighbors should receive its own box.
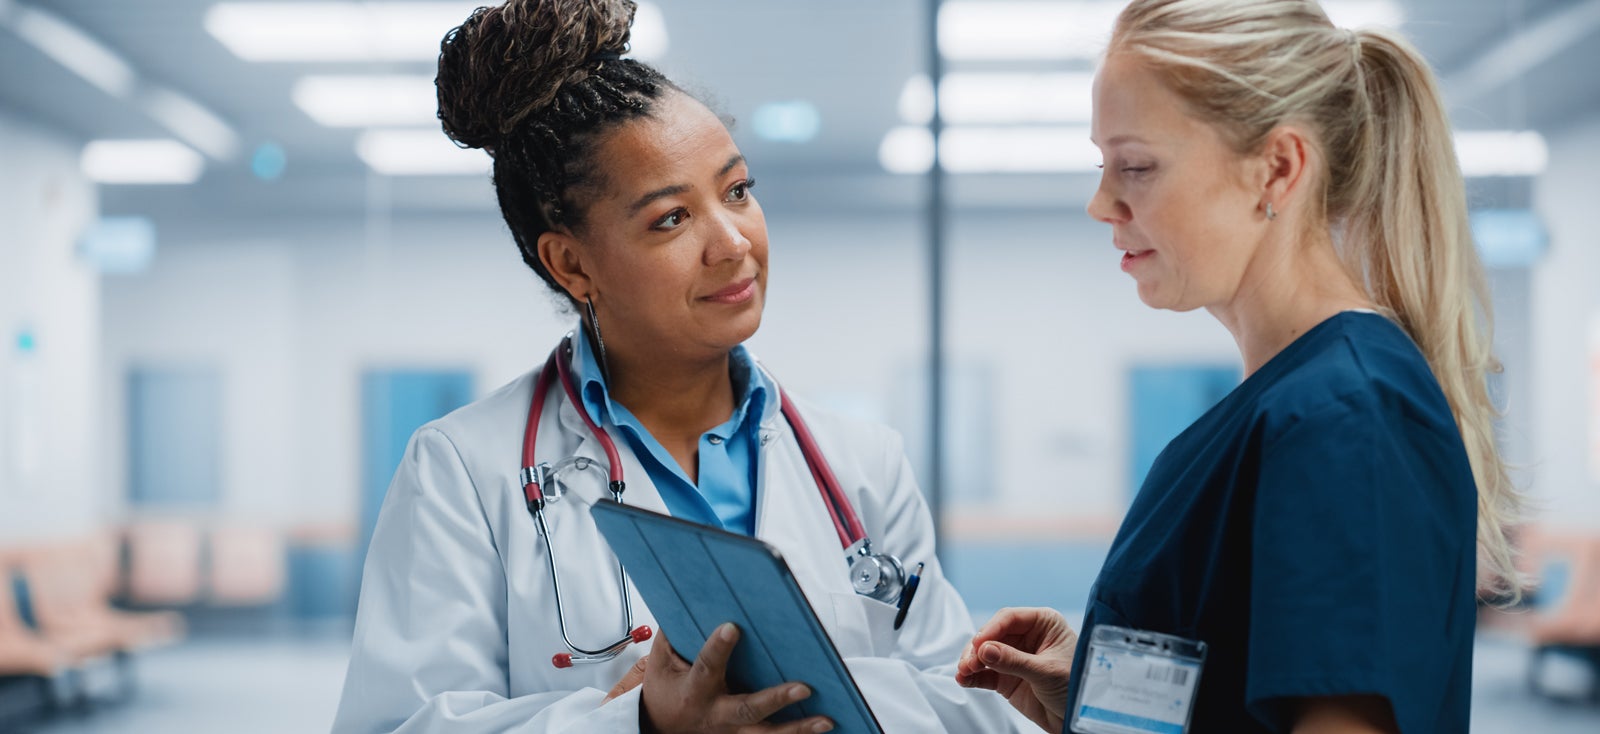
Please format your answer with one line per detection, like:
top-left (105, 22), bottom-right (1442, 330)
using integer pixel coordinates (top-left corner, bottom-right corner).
top-left (1255, 124), bottom-right (1314, 216)
top-left (538, 230), bottom-right (594, 301)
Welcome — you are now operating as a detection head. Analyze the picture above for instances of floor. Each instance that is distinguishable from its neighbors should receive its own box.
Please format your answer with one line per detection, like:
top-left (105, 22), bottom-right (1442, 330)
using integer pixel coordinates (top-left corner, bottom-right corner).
top-left (8, 632), bottom-right (1599, 733)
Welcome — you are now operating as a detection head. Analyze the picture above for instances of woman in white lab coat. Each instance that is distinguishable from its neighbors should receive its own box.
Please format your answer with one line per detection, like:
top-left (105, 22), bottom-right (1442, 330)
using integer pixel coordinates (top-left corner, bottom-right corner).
top-left (331, 1), bottom-right (1027, 732)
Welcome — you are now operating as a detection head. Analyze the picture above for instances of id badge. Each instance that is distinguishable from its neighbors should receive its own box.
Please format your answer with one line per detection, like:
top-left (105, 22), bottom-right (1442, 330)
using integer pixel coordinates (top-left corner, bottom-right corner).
top-left (1069, 624), bottom-right (1206, 734)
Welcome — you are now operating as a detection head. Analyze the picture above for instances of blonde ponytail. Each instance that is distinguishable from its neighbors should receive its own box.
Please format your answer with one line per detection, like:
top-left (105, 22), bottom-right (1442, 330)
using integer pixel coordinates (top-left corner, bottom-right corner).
top-left (1111, 0), bottom-right (1521, 598)
top-left (1341, 28), bottom-right (1520, 600)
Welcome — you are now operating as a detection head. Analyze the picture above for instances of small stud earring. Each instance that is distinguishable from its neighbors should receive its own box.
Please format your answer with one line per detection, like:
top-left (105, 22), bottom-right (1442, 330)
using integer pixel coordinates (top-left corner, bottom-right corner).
top-left (1265, 202), bottom-right (1277, 221)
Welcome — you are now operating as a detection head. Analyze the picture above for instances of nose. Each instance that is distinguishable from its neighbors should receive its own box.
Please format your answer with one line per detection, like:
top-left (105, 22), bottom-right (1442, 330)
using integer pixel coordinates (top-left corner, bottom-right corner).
top-left (704, 210), bottom-right (754, 264)
top-left (1086, 174), bottom-right (1126, 225)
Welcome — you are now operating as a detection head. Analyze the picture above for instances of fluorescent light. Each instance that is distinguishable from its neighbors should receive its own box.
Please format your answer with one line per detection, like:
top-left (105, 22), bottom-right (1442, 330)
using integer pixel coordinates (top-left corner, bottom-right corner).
top-left (81, 140), bottom-right (205, 184)
top-left (1455, 130), bottom-right (1547, 177)
top-left (206, 1), bottom-right (667, 62)
top-left (1323, 1), bottom-right (1404, 29)
top-left (943, 126), bottom-right (1100, 173)
top-left (938, 1), bottom-right (1121, 61)
top-left (880, 126), bottom-right (935, 174)
top-left (900, 72), bottom-right (1095, 125)
top-left (140, 87), bottom-right (240, 160)
top-left (11, 4), bottom-right (135, 97)
top-left (294, 75), bottom-right (437, 127)
top-left (356, 129), bottom-right (490, 176)
top-left (880, 125), bottom-right (1099, 174)
top-left (899, 75), bottom-right (934, 126)
top-left (752, 101), bottom-right (820, 143)
top-left (938, 1), bottom-right (1402, 61)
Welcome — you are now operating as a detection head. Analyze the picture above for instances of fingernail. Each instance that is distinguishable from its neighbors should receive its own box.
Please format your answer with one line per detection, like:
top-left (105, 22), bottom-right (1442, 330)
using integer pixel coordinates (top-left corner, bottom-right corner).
top-left (789, 684), bottom-right (810, 701)
top-left (979, 643), bottom-right (1000, 664)
top-left (719, 623), bottom-right (736, 642)
top-left (811, 721), bottom-right (834, 733)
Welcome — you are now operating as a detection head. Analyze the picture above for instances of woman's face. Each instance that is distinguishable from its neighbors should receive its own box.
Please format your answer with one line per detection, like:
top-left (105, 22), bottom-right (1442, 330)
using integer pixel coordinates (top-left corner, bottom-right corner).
top-left (575, 92), bottom-right (768, 361)
top-left (1087, 53), bottom-right (1265, 312)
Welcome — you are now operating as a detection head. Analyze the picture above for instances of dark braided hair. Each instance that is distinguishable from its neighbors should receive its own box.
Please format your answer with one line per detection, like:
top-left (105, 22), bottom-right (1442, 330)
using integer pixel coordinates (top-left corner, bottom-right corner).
top-left (436, 0), bottom-right (676, 296)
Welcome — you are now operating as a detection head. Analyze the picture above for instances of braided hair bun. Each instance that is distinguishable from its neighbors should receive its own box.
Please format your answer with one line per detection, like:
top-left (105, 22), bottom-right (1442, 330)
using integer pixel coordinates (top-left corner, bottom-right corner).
top-left (437, 0), bottom-right (635, 151)
top-left (433, 0), bottom-right (675, 293)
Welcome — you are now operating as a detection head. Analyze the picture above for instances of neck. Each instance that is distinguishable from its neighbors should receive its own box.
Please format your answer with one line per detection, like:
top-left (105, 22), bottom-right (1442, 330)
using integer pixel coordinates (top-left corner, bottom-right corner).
top-left (1208, 227), bottom-right (1374, 376)
top-left (602, 338), bottom-right (738, 438)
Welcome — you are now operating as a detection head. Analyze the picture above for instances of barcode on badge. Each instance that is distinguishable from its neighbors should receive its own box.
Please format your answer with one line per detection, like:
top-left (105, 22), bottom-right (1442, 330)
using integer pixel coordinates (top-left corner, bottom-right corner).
top-left (1144, 664), bottom-right (1190, 686)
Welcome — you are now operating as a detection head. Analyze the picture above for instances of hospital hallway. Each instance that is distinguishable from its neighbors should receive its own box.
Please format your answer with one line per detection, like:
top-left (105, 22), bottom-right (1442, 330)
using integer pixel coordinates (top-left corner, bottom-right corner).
top-left (5, 0), bottom-right (1600, 730)
top-left (0, 631), bottom-right (1594, 734)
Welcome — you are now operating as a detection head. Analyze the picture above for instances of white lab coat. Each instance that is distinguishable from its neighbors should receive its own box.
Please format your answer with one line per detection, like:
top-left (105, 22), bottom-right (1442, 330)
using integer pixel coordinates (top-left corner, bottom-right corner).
top-left (332, 351), bottom-right (1030, 733)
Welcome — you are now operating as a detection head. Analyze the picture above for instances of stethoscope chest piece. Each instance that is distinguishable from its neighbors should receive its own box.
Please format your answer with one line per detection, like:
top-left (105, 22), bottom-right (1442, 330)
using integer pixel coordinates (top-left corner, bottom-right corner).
top-left (847, 538), bottom-right (906, 604)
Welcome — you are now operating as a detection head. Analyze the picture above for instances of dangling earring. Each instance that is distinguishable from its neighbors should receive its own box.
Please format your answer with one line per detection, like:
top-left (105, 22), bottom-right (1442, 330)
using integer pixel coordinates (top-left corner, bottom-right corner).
top-left (1264, 202), bottom-right (1277, 221)
top-left (585, 295), bottom-right (613, 384)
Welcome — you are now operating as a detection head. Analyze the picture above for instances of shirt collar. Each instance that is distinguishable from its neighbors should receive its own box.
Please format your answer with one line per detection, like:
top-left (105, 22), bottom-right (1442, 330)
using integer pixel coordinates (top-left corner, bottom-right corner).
top-left (570, 324), bottom-right (771, 434)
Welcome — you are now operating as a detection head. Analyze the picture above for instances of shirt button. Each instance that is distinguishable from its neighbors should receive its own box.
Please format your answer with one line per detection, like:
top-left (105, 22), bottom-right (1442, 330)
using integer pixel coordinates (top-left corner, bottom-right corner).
top-left (707, 436), bottom-right (724, 445)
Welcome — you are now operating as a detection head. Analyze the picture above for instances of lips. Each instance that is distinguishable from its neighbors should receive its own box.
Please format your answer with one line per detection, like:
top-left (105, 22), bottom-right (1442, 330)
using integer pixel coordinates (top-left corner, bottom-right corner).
top-left (702, 277), bottom-right (758, 304)
top-left (1117, 242), bottom-right (1154, 272)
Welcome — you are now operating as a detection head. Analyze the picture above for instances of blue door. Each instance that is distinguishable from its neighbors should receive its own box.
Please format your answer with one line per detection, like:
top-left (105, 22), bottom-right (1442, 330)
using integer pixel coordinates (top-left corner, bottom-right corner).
top-left (1127, 365), bottom-right (1241, 500)
top-left (128, 367), bottom-right (223, 508)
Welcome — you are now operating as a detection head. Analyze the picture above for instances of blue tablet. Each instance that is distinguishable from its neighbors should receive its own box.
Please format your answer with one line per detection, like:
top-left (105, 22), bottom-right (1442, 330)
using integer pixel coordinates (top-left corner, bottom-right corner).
top-left (590, 499), bottom-right (883, 733)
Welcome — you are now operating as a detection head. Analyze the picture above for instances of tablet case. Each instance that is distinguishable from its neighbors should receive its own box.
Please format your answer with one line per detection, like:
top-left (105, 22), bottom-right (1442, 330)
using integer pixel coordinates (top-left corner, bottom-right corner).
top-left (590, 499), bottom-right (884, 733)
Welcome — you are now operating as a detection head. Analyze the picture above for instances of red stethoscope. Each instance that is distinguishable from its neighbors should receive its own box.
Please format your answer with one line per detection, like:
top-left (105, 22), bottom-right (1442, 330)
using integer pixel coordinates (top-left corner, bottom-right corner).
top-left (520, 335), bottom-right (909, 669)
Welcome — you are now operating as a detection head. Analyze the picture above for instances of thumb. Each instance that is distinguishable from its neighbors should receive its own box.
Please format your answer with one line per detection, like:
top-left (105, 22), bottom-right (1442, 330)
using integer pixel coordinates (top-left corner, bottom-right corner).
top-left (603, 655), bottom-right (649, 703)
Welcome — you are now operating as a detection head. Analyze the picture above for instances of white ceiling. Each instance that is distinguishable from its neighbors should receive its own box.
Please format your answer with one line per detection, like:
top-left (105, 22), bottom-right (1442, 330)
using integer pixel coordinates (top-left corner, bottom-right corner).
top-left (2, 0), bottom-right (1596, 233)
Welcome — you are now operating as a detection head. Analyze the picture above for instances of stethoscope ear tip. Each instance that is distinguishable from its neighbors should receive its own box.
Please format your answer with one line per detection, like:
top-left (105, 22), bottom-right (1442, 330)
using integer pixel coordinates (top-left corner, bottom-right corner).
top-left (630, 626), bottom-right (653, 644)
top-left (552, 653), bottom-right (574, 669)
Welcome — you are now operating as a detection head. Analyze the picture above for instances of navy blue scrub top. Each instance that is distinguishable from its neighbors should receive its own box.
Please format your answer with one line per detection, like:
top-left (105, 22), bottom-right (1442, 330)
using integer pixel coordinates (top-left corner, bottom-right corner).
top-left (1066, 312), bottom-right (1478, 734)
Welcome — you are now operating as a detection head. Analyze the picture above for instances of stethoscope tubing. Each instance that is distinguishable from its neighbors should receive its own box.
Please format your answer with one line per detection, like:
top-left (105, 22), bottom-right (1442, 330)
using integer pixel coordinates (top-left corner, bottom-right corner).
top-left (520, 335), bottom-right (899, 667)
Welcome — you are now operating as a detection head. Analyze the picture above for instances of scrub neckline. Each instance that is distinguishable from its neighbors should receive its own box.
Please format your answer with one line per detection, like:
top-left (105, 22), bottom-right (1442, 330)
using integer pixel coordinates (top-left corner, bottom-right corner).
top-left (1228, 310), bottom-right (1391, 405)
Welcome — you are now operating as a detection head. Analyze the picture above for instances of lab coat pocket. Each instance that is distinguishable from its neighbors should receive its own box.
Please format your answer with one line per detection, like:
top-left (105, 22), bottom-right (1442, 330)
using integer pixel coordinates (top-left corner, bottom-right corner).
top-left (827, 592), bottom-right (901, 659)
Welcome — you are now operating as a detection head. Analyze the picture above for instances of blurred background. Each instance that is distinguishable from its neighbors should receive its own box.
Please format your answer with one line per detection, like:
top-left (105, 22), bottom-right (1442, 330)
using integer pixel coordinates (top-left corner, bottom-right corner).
top-left (0, 0), bottom-right (1597, 731)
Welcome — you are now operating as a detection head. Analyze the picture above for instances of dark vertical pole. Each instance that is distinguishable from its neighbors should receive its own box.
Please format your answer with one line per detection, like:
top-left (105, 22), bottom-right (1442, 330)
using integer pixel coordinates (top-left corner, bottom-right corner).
top-left (926, 0), bottom-right (947, 551)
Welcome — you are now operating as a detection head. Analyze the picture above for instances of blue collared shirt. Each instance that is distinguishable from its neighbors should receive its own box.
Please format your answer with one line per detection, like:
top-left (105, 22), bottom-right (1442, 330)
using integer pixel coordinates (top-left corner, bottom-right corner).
top-left (571, 326), bottom-right (770, 535)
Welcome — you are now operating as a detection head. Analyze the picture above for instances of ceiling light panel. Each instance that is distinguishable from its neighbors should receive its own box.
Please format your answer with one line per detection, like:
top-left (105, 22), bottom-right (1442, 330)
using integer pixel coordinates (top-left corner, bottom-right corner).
top-left (879, 125), bottom-right (1100, 174)
top-left (11, 4), bottom-right (136, 97)
top-left (938, 1), bottom-right (1402, 61)
top-left (939, 1), bottom-right (1121, 61)
top-left (1455, 130), bottom-right (1548, 177)
top-left (294, 75), bottom-right (438, 127)
top-left (356, 129), bottom-right (489, 176)
top-left (206, 1), bottom-right (667, 62)
top-left (81, 140), bottom-right (205, 184)
top-left (900, 72), bottom-right (1095, 125)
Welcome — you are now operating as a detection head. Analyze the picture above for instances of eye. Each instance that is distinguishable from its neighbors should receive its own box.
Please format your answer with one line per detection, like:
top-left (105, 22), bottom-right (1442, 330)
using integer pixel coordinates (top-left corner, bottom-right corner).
top-left (725, 178), bottom-right (756, 202)
top-left (652, 208), bottom-right (689, 231)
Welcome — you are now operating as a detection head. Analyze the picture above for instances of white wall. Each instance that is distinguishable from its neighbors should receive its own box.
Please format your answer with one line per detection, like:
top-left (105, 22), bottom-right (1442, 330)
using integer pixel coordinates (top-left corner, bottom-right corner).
top-left (0, 114), bottom-right (101, 541)
top-left (1531, 118), bottom-right (1600, 530)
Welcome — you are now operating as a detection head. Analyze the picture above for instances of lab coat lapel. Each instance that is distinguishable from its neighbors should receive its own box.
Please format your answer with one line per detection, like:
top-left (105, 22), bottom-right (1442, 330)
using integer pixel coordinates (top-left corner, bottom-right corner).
top-left (751, 381), bottom-right (856, 639)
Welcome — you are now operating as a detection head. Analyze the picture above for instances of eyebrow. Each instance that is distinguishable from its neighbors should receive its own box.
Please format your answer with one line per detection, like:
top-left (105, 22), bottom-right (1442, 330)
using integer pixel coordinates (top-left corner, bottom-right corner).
top-left (626, 154), bottom-right (747, 215)
top-left (1093, 134), bottom-right (1150, 147)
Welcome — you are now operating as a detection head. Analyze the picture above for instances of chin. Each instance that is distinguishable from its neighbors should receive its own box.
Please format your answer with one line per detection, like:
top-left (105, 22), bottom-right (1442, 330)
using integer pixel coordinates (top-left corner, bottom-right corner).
top-left (703, 306), bottom-right (763, 351)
